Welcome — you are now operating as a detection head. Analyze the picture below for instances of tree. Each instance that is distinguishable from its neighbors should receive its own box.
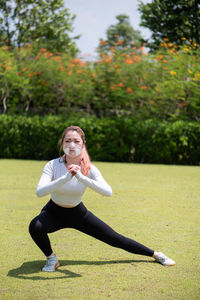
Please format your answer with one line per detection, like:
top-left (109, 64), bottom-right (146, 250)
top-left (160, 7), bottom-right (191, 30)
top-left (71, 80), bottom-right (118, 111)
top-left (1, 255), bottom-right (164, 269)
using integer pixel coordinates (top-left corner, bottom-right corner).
top-left (98, 14), bottom-right (143, 53)
top-left (0, 0), bottom-right (79, 55)
top-left (138, 0), bottom-right (200, 51)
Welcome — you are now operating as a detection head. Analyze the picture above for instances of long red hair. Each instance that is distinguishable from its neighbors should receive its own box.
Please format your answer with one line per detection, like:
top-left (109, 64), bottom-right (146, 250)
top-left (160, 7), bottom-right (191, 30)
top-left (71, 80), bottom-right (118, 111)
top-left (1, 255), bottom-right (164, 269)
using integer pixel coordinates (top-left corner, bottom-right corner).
top-left (58, 126), bottom-right (91, 176)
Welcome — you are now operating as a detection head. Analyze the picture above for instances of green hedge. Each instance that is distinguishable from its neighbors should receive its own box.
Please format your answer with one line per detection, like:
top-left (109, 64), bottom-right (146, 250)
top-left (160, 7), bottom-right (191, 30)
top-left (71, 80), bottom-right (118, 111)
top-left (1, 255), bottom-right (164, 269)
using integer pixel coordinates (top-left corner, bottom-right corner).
top-left (0, 115), bottom-right (200, 165)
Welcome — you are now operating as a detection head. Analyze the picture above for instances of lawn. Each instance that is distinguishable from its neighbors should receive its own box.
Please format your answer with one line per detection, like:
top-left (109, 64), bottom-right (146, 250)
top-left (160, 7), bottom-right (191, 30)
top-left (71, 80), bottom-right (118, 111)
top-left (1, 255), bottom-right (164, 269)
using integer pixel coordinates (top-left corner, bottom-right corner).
top-left (0, 159), bottom-right (199, 300)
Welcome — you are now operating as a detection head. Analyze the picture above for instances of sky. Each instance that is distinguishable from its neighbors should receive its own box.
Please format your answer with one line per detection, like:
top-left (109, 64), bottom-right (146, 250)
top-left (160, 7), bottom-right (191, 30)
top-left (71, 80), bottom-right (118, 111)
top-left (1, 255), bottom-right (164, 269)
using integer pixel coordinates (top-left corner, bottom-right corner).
top-left (64, 0), bottom-right (152, 58)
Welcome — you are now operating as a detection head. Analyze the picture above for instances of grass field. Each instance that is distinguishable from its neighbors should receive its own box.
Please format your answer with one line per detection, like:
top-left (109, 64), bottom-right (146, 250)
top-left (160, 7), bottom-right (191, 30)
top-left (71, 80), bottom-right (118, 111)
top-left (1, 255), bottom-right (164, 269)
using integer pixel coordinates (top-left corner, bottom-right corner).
top-left (0, 159), bottom-right (199, 300)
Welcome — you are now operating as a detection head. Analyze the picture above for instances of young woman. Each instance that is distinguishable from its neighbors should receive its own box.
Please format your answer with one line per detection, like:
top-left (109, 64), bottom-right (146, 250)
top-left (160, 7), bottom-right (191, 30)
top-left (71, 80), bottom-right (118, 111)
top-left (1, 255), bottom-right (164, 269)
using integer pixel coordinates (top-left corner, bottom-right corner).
top-left (29, 126), bottom-right (175, 272)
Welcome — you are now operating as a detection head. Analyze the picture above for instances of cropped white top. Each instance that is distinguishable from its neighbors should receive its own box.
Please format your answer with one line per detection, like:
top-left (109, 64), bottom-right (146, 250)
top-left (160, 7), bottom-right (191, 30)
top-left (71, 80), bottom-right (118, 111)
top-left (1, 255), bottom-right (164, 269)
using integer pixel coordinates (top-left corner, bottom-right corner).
top-left (36, 158), bottom-right (112, 206)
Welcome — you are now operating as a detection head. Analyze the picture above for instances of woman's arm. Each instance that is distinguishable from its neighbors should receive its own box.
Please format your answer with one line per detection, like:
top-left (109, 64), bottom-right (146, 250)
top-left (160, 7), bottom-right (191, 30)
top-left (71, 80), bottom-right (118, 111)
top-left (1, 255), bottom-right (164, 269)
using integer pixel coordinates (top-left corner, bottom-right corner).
top-left (75, 165), bottom-right (112, 196)
top-left (36, 161), bottom-right (72, 197)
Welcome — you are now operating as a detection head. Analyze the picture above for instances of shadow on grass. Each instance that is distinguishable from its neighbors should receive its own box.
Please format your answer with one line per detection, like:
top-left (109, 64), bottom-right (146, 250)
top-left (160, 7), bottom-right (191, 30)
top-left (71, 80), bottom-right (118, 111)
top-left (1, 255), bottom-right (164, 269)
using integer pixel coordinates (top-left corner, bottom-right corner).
top-left (7, 259), bottom-right (156, 280)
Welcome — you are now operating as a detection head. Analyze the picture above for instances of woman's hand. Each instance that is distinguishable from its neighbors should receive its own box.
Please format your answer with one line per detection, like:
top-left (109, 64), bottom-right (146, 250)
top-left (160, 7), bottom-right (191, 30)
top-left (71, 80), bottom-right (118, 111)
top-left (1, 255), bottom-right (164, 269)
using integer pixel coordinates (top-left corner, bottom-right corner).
top-left (68, 164), bottom-right (80, 176)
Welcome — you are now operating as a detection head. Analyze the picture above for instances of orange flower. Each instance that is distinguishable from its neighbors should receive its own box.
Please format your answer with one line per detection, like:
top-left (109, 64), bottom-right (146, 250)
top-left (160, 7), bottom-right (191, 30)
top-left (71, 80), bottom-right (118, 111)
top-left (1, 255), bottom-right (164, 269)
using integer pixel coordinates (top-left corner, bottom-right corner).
top-left (105, 56), bottom-right (112, 63)
top-left (81, 80), bottom-right (85, 83)
top-left (162, 60), bottom-right (168, 63)
top-left (100, 40), bottom-right (108, 45)
top-left (116, 39), bottom-right (124, 45)
top-left (22, 67), bottom-right (27, 72)
top-left (114, 34), bottom-right (119, 37)
top-left (92, 73), bottom-right (97, 77)
top-left (34, 56), bottom-right (39, 61)
top-left (139, 46), bottom-right (144, 52)
top-left (113, 65), bottom-right (119, 68)
top-left (51, 56), bottom-right (61, 61)
top-left (134, 56), bottom-right (141, 63)
top-left (67, 64), bottom-right (75, 71)
top-left (28, 73), bottom-right (32, 77)
top-left (125, 59), bottom-right (134, 64)
top-left (80, 62), bottom-right (87, 66)
top-left (178, 102), bottom-right (186, 108)
top-left (126, 87), bottom-right (133, 94)
top-left (141, 86), bottom-right (148, 90)
top-left (71, 58), bottom-right (82, 64)
top-left (58, 67), bottom-right (64, 71)
top-left (156, 56), bottom-right (163, 61)
top-left (40, 48), bottom-right (47, 52)
top-left (68, 71), bottom-right (73, 75)
top-left (163, 38), bottom-right (169, 41)
top-left (118, 83), bottom-right (124, 87)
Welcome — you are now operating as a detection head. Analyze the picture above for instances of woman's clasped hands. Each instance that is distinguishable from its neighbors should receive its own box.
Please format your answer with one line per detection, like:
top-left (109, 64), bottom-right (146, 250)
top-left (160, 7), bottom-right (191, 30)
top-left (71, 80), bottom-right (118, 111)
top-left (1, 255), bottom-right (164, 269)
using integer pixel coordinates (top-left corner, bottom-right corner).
top-left (68, 164), bottom-right (80, 176)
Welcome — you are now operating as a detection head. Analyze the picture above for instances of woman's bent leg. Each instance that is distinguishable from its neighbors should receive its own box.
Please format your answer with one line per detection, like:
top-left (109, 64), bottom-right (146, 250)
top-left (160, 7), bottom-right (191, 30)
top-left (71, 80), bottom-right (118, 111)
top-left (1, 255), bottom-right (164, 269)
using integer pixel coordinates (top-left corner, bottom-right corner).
top-left (76, 210), bottom-right (154, 257)
top-left (29, 211), bottom-right (61, 256)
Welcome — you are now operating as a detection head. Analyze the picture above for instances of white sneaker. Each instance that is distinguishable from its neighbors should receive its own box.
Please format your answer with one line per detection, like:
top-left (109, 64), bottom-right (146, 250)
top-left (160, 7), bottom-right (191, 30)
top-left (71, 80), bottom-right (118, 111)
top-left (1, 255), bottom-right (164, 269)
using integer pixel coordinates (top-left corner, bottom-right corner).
top-left (42, 254), bottom-right (60, 272)
top-left (155, 252), bottom-right (175, 266)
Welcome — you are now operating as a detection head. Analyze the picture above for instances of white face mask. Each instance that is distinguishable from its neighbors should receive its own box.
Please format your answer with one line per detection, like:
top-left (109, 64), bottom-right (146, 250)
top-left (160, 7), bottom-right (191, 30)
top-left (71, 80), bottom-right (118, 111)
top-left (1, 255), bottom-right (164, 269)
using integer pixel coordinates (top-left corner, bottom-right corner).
top-left (63, 142), bottom-right (82, 157)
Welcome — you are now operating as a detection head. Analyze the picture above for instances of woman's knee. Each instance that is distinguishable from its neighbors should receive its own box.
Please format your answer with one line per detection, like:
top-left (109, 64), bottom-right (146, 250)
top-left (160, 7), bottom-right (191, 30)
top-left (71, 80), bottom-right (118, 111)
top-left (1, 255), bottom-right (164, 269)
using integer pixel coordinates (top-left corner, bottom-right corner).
top-left (29, 217), bottom-right (45, 235)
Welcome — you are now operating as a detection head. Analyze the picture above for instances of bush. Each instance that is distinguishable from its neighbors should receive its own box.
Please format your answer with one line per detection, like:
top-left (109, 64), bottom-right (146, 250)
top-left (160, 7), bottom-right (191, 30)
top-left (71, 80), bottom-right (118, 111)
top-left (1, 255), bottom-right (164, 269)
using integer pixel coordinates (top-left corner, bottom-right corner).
top-left (0, 41), bottom-right (200, 120)
top-left (0, 115), bottom-right (200, 165)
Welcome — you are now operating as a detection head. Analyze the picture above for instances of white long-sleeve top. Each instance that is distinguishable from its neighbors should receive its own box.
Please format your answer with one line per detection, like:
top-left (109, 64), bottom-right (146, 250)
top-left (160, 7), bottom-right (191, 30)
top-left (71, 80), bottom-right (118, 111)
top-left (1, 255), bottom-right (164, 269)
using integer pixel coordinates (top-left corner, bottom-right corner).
top-left (36, 158), bottom-right (112, 206)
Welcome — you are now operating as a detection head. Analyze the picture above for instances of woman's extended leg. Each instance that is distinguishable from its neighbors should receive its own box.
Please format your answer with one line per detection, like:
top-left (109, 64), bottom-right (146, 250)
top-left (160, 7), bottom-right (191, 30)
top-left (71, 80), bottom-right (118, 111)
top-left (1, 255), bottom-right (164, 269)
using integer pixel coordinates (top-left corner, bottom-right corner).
top-left (75, 210), bottom-right (154, 257)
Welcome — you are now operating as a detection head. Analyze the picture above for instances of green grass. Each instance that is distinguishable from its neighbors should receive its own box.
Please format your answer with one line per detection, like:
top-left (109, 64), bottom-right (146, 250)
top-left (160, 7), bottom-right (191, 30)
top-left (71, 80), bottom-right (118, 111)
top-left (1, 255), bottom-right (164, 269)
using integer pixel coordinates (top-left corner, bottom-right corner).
top-left (0, 159), bottom-right (199, 300)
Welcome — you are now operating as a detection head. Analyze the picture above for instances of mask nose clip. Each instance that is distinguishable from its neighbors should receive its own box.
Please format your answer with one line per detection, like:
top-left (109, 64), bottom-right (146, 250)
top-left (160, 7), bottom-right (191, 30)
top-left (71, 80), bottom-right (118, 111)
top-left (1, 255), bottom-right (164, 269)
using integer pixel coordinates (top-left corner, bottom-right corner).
top-left (69, 142), bottom-right (75, 148)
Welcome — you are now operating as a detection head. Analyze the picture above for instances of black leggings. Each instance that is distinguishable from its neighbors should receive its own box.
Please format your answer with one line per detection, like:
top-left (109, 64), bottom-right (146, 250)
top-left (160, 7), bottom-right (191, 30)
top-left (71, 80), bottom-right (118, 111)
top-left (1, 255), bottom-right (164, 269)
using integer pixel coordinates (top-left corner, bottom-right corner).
top-left (29, 200), bottom-right (154, 257)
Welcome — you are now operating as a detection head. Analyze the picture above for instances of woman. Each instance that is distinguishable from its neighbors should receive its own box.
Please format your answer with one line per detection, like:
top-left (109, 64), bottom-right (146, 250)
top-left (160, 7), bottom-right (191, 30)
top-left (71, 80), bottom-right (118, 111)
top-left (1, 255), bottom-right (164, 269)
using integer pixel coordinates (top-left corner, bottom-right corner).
top-left (29, 126), bottom-right (175, 272)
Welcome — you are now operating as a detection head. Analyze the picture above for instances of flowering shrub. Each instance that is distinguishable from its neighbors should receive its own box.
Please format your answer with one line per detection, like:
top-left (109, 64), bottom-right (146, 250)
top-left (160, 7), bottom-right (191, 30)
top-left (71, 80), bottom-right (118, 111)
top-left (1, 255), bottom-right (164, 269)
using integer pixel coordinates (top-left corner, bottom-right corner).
top-left (0, 40), bottom-right (199, 120)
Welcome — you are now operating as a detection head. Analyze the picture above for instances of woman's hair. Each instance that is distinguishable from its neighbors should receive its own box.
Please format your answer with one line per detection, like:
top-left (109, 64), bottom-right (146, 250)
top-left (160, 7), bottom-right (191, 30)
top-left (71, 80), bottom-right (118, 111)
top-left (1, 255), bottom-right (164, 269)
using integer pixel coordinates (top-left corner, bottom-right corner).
top-left (58, 126), bottom-right (91, 176)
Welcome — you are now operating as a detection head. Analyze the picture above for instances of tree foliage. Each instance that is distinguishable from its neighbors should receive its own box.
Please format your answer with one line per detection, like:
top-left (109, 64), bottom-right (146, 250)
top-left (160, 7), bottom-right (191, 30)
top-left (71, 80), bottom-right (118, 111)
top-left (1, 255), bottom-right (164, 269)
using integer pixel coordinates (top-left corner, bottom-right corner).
top-left (138, 0), bottom-right (200, 51)
top-left (98, 14), bottom-right (143, 53)
top-left (0, 0), bottom-right (79, 55)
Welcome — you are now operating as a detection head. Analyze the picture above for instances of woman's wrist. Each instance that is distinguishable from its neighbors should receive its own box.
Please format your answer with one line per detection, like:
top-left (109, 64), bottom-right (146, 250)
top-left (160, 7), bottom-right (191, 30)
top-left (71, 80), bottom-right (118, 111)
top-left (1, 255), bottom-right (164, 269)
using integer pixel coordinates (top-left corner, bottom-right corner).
top-left (75, 170), bottom-right (83, 180)
top-left (63, 171), bottom-right (72, 181)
